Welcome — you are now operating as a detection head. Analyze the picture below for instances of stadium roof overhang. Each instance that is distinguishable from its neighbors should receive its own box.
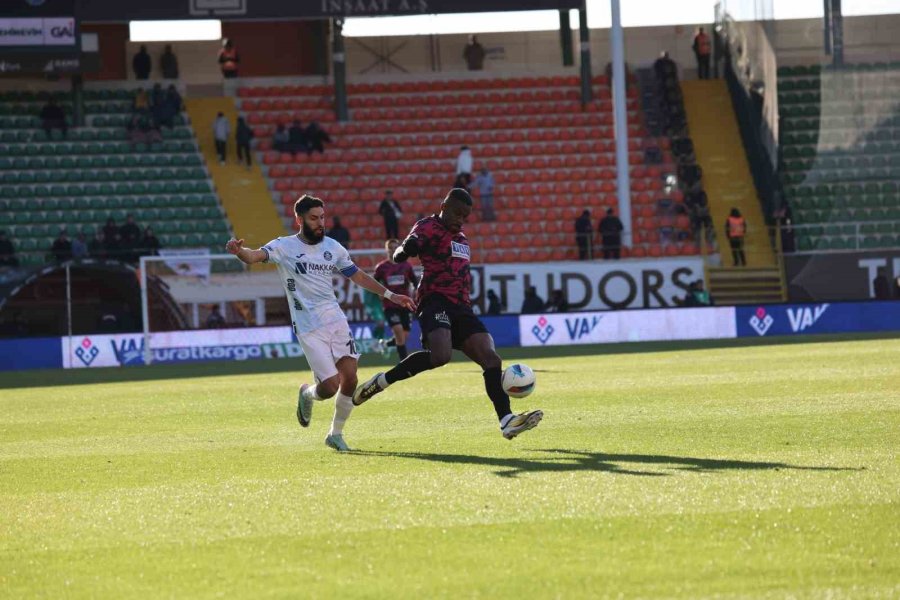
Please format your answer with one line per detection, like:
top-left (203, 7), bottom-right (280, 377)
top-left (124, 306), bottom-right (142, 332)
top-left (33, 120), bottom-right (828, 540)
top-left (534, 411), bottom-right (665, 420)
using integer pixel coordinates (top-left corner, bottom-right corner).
top-left (76, 0), bottom-right (583, 22)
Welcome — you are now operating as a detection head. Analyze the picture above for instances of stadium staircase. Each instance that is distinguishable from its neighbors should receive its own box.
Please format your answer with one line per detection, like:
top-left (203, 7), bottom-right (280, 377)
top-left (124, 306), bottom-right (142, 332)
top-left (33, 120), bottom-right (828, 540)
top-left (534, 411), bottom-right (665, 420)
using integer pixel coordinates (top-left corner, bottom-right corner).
top-left (0, 88), bottom-right (230, 267)
top-left (236, 75), bottom-right (699, 268)
top-left (681, 79), bottom-right (784, 304)
top-left (184, 96), bottom-right (283, 263)
top-left (777, 62), bottom-right (900, 252)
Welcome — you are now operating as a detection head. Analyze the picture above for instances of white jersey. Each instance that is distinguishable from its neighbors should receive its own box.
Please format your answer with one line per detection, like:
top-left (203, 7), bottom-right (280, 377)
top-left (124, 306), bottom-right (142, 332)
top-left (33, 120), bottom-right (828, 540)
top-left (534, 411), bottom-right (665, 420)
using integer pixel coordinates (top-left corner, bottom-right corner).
top-left (263, 235), bottom-right (358, 335)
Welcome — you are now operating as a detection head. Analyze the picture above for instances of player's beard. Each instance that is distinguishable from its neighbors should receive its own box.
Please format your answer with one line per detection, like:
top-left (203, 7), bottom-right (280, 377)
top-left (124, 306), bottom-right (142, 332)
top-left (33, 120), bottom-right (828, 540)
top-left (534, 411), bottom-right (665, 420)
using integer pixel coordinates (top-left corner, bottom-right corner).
top-left (301, 220), bottom-right (325, 243)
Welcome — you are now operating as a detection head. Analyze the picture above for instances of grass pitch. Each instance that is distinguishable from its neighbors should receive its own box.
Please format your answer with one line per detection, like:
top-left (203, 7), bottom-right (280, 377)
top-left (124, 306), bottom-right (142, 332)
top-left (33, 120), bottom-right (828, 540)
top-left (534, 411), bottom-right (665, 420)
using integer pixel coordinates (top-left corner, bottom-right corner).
top-left (1, 337), bottom-right (898, 598)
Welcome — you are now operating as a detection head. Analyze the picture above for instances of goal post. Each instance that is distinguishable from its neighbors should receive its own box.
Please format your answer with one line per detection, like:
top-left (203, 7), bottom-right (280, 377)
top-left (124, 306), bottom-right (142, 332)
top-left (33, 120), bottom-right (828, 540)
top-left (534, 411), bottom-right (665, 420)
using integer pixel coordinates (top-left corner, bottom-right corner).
top-left (139, 247), bottom-right (387, 365)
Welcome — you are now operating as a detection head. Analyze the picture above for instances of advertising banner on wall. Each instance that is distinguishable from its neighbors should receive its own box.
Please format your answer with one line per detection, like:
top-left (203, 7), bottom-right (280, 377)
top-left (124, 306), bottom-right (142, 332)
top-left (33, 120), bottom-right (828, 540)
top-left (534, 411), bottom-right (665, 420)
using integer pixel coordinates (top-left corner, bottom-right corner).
top-left (735, 301), bottom-right (900, 338)
top-left (519, 307), bottom-right (737, 347)
top-left (785, 251), bottom-right (900, 301)
top-left (473, 258), bottom-right (705, 315)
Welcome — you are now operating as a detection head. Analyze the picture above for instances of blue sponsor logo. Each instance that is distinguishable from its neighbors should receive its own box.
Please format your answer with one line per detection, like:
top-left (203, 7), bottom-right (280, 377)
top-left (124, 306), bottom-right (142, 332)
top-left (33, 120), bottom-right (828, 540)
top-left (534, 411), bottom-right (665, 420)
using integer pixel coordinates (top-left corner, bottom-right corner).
top-left (74, 338), bottom-right (100, 366)
top-left (531, 316), bottom-right (555, 345)
top-left (111, 337), bottom-right (145, 366)
top-left (565, 315), bottom-right (603, 340)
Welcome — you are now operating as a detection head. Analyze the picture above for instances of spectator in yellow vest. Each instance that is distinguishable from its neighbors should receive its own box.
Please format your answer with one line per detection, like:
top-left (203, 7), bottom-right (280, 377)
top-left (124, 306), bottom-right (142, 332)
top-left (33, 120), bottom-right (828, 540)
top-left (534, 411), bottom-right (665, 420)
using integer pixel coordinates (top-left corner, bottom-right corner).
top-left (725, 207), bottom-right (747, 267)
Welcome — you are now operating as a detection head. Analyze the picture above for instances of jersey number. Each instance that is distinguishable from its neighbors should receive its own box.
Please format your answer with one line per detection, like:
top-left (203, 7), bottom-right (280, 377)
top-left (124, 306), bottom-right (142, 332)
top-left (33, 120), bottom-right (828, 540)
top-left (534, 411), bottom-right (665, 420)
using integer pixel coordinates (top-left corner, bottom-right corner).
top-left (286, 278), bottom-right (303, 311)
top-left (347, 338), bottom-right (358, 354)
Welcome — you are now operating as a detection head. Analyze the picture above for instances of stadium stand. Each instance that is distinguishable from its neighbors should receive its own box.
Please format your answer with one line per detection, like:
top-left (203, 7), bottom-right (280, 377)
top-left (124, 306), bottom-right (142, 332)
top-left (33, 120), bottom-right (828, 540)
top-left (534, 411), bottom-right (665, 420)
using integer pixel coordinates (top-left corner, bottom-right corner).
top-left (238, 75), bottom-right (700, 264)
top-left (0, 88), bottom-right (230, 266)
top-left (778, 62), bottom-right (900, 252)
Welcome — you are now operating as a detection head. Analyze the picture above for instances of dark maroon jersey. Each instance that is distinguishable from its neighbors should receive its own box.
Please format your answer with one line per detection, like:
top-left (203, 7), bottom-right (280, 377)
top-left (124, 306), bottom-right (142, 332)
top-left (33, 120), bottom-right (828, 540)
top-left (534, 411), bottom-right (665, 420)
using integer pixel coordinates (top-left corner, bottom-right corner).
top-left (374, 259), bottom-right (416, 310)
top-left (402, 215), bottom-right (471, 306)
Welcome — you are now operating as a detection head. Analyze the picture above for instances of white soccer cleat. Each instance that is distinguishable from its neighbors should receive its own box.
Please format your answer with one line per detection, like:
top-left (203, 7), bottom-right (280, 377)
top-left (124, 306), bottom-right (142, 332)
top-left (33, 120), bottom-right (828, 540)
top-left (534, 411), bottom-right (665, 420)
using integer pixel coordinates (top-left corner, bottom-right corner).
top-left (325, 434), bottom-right (352, 452)
top-left (352, 372), bottom-right (385, 406)
top-left (501, 410), bottom-right (544, 440)
top-left (297, 383), bottom-right (313, 428)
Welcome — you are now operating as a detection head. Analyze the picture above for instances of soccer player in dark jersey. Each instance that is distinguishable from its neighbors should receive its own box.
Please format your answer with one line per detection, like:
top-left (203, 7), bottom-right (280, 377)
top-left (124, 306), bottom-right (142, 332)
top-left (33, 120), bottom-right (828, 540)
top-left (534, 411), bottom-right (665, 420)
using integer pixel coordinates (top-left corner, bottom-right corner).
top-left (353, 188), bottom-right (543, 440)
top-left (374, 238), bottom-right (419, 361)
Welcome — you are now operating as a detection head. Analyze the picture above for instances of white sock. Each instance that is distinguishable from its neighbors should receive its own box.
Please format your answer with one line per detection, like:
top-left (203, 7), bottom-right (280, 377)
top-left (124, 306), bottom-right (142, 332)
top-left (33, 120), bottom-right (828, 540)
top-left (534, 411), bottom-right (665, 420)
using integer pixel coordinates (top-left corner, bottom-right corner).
top-left (329, 392), bottom-right (354, 436)
top-left (302, 384), bottom-right (322, 402)
top-left (376, 373), bottom-right (389, 389)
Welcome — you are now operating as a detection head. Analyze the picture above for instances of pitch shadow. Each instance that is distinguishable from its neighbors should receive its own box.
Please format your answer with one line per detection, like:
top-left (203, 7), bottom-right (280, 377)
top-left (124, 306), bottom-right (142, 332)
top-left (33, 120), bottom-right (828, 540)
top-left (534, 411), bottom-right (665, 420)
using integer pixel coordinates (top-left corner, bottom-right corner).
top-left (353, 448), bottom-right (862, 479)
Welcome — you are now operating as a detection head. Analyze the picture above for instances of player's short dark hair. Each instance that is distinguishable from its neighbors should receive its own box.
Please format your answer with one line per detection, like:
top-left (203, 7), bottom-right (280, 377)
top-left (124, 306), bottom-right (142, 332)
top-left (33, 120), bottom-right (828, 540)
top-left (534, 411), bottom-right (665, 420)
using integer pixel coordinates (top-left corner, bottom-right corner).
top-left (445, 188), bottom-right (473, 206)
top-left (385, 238), bottom-right (400, 249)
top-left (294, 194), bottom-right (324, 217)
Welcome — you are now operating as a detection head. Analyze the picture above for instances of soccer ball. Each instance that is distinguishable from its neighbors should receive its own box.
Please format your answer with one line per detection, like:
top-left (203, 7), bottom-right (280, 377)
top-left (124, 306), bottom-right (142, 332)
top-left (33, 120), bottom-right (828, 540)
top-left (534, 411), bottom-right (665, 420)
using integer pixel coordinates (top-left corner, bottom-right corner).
top-left (502, 363), bottom-right (536, 398)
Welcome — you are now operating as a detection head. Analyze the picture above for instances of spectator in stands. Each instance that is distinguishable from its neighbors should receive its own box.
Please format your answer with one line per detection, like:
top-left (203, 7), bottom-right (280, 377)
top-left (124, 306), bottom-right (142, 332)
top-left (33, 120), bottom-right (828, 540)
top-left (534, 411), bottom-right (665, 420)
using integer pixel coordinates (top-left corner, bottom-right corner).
top-left (520, 286), bottom-right (545, 315)
top-left (89, 231), bottom-right (106, 259)
top-left (378, 191), bottom-right (402, 239)
top-left (141, 227), bottom-right (161, 257)
top-left (0, 231), bottom-right (18, 267)
top-left (575, 209), bottom-right (593, 260)
top-left (327, 217), bottom-right (351, 249)
top-left (206, 305), bottom-right (226, 328)
top-left (545, 290), bottom-right (569, 313)
top-left (654, 51), bottom-right (678, 80)
top-left (774, 204), bottom-right (795, 253)
top-left (683, 279), bottom-right (714, 306)
top-left (464, 35), bottom-right (486, 71)
top-left (287, 120), bottom-right (307, 155)
top-left (218, 38), bottom-right (239, 79)
top-left (132, 88), bottom-right (151, 118)
top-left (455, 145), bottom-right (473, 186)
top-left (120, 214), bottom-right (142, 261)
top-left (474, 167), bottom-right (496, 221)
top-left (102, 218), bottom-right (118, 244)
top-left (453, 173), bottom-right (471, 193)
top-left (599, 207), bottom-right (624, 259)
top-left (51, 230), bottom-right (72, 264)
top-left (273, 124), bottom-right (289, 153)
top-left (236, 117), bottom-right (254, 169)
top-left (725, 207), bottom-right (747, 267)
top-left (304, 121), bottom-right (331, 154)
top-left (604, 61), bottom-right (632, 91)
top-left (213, 112), bottom-right (230, 166)
top-left (71, 233), bottom-right (88, 259)
top-left (150, 83), bottom-right (166, 126)
top-left (692, 27), bottom-right (712, 80)
top-left (133, 45), bottom-right (152, 80)
top-left (486, 289), bottom-right (504, 315)
top-left (160, 45), bottom-right (179, 79)
top-left (873, 269), bottom-right (892, 300)
top-left (40, 99), bottom-right (67, 139)
top-left (153, 84), bottom-right (181, 129)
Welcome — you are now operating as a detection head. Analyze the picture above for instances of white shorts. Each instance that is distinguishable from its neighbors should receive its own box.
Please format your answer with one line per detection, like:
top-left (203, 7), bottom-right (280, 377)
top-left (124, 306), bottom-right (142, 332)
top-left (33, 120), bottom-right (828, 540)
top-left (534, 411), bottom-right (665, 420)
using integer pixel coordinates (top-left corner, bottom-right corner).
top-left (298, 319), bottom-right (360, 383)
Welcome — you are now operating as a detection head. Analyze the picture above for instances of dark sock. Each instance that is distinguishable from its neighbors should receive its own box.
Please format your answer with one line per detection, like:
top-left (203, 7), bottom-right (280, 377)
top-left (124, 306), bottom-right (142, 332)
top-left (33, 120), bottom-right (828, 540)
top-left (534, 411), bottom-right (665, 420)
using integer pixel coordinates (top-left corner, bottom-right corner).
top-left (385, 351), bottom-right (434, 385)
top-left (483, 367), bottom-right (511, 422)
top-left (385, 338), bottom-right (396, 347)
top-left (397, 344), bottom-right (408, 359)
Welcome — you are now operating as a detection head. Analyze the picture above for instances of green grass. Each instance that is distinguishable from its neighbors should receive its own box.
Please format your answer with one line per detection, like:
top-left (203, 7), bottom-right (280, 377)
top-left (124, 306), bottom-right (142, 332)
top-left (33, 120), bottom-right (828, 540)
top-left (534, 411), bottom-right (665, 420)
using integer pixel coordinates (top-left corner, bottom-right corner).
top-left (1, 337), bottom-right (899, 598)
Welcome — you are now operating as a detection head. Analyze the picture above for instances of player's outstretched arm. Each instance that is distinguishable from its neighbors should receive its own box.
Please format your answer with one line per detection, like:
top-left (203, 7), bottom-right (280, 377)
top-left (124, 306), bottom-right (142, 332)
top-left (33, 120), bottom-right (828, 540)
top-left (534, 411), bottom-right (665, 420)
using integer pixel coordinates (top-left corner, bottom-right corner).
top-left (349, 270), bottom-right (416, 312)
top-left (225, 238), bottom-right (268, 264)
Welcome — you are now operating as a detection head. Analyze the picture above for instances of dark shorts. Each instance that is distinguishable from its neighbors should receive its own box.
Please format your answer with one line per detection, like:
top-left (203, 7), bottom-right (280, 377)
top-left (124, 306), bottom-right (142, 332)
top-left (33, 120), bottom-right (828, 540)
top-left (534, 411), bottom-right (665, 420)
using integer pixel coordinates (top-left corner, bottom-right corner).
top-left (384, 307), bottom-right (412, 331)
top-left (417, 293), bottom-right (488, 351)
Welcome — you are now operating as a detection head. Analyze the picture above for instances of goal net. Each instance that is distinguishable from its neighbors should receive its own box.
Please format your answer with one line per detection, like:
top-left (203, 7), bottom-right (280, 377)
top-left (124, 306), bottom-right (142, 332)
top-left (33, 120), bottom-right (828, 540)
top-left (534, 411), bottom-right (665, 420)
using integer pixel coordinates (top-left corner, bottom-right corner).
top-left (139, 247), bottom-right (388, 365)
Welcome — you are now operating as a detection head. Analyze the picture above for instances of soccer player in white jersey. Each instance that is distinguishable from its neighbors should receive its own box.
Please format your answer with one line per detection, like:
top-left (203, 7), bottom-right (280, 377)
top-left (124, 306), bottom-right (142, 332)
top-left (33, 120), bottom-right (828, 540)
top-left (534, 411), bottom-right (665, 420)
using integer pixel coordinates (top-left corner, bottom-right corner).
top-left (225, 195), bottom-right (415, 452)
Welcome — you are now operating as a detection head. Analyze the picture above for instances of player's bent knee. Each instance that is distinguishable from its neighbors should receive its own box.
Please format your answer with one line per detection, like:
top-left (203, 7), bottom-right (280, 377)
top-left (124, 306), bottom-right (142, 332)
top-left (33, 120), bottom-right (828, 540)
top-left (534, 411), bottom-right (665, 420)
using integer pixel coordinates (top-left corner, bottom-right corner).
top-left (316, 376), bottom-right (340, 399)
